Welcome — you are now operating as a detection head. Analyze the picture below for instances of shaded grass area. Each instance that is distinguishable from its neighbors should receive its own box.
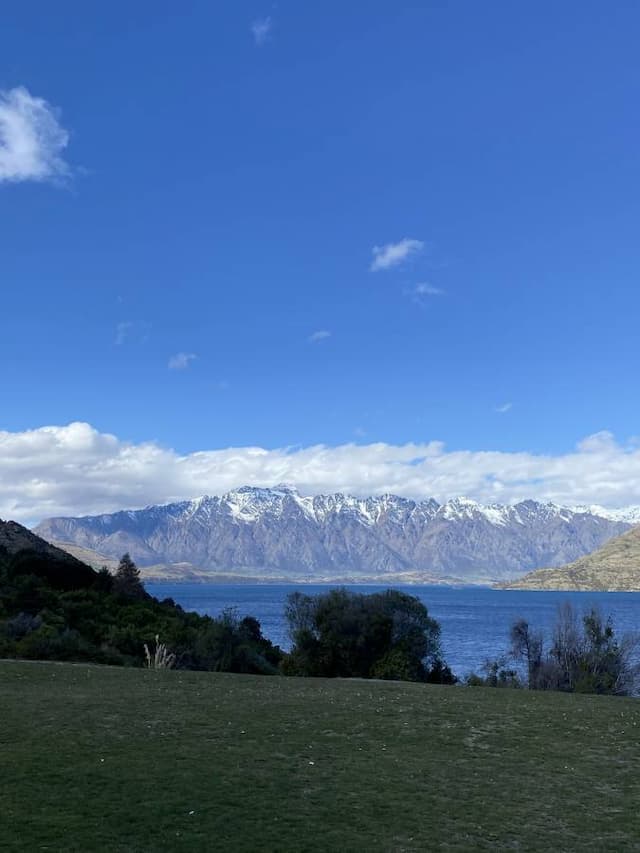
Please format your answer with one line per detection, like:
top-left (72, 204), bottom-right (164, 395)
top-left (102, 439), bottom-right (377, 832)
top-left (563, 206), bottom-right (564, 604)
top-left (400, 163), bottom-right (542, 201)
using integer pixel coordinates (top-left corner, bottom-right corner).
top-left (1, 662), bottom-right (639, 851)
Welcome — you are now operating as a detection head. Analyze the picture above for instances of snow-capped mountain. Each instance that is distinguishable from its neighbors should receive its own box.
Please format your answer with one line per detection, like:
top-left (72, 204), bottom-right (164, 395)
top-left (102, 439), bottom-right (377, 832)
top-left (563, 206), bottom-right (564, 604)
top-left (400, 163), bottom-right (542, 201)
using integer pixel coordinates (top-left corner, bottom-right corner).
top-left (570, 504), bottom-right (640, 525)
top-left (34, 486), bottom-right (636, 583)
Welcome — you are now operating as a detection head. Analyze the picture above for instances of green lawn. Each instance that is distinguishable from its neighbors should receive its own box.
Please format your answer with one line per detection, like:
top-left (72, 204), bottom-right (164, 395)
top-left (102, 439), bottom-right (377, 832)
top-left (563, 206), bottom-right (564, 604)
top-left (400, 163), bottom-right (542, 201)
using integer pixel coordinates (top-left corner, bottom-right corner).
top-left (1, 661), bottom-right (639, 852)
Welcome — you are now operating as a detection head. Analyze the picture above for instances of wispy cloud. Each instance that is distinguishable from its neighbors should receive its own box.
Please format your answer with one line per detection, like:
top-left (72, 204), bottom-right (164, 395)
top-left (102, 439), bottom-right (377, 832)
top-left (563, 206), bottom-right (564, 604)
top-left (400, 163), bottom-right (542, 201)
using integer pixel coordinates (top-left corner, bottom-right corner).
top-left (168, 352), bottom-right (198, 370)
top-left (115, 321), bottom-right (150, 346)
top-left (495, 402), bottom-right (513, 414)
top-left (308, 330), bottom-right (331, 343)
top-left (115, 322), bottom-right (133, 346)
top-left (0, 86), bottom-right (70, 184)
top-left (251, 16), bottom-right (272, 45)
top-left (413, 283), bottom-right (443, 296)
top-left (4, 424), bottom-right (640, 524)
top-left (370, 238), bottom-right (424, 272)
top-left (406, 282), bottom-right (444, 304)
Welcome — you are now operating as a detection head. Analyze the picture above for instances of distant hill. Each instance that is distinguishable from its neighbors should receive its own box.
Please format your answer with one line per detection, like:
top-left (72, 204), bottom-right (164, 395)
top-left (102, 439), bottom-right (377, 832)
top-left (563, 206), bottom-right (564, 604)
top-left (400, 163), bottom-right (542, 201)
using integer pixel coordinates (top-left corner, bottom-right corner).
top-left (33, 486), bottom-right (638, 583)
top-left (499, 525), bottom-right (640, 591)
top-left (47, 540), bottom-right (120, 572)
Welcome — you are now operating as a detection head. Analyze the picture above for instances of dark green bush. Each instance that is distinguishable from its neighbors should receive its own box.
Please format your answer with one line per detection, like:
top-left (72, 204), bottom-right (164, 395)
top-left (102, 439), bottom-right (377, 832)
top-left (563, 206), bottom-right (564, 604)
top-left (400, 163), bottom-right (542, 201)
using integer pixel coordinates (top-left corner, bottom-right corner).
top-left (284, 587), bottom-right (454, 683)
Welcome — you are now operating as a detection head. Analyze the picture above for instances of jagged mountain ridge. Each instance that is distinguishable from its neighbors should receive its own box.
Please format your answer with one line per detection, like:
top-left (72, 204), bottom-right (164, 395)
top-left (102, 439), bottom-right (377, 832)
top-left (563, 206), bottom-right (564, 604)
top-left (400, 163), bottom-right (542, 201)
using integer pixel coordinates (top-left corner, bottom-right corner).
top-left (33, 486), bottom-right (637, 583)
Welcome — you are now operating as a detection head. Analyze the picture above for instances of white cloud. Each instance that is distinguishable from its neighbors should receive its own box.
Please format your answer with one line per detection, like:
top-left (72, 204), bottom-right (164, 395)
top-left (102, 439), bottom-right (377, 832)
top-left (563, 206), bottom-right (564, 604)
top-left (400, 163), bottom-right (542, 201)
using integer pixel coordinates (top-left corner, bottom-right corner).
top-left (3, 423), bottom-right (640, 525)
top-left (251, 16), bottom-right (272, 45)
top-left (168, 352), bottom-right (198, 370)
top-left (413, 283), bottom-right (443, 296)
top-left (495, 402), bottom-right (513, 414)
top-left (577, 431), bottom-right (617, 453)
top-left (0, 87), bottom-right (70, 184)
top-left (406, 282), bottom-right (444, 304)
top-left (115, 321), bottom-right (151, 346)
top-left (115, 321), bottom-right (133, 346)
top-left (308, 330), bottom-right (331, 343)
top-left (370, 238), bottom-right (424, 272)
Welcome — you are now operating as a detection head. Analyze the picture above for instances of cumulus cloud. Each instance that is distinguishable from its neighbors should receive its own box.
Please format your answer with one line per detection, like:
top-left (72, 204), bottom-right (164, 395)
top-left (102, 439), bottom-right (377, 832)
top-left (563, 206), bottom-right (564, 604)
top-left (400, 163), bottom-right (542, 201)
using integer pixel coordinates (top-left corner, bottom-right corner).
top-left (370, 238), bottom-right (424, 272)
top-left (0, 86), bottom-right (70, 184)
top-left (168, 352), bottom-right (198, 370)
top-left (251, 16), bottom-right (272, 45)
top-left (308, 330), bottom-right (331, 343)
top-left (495, 402), bottom-right (513, 414)
top-left (3, 423), bottom-right (640, 525)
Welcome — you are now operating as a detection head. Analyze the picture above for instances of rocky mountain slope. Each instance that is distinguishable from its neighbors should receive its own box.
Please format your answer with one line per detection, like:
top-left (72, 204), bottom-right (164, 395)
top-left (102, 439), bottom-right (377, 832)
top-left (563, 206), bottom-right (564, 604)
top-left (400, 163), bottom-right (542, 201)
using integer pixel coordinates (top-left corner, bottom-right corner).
top-left (499, 525), bottom-right (640, 591)
top-left (33, 486), bottom-right (637, 583)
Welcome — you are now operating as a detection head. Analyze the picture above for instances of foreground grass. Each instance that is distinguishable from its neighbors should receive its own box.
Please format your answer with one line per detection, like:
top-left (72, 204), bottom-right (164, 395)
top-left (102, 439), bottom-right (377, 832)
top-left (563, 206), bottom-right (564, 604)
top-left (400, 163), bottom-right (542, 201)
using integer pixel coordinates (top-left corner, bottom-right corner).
top-left (1, 663), bottom-right (639, 852)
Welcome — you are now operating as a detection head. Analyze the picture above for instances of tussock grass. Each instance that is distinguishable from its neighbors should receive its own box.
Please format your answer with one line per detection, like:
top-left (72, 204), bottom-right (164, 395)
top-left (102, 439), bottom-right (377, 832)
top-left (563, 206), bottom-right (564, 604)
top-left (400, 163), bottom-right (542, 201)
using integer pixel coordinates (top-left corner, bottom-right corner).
top-left (1, 661), bottom-right (639, 851)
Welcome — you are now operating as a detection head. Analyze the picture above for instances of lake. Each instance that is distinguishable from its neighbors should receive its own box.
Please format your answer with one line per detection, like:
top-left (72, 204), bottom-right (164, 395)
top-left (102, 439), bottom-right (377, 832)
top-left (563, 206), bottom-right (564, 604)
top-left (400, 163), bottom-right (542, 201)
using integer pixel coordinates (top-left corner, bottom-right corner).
top-left (145, 582), bottom-right (640, 678)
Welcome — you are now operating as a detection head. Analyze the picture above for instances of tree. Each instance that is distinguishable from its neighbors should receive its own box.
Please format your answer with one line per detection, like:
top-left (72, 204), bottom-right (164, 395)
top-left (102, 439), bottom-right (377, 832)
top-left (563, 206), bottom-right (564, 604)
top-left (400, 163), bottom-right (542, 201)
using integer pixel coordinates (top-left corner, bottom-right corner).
top-left (113, 553), bottom-right (145, 599)
top-left (509, 605), bottom-right (639, 696)
top-left (574, 608), bottom-right (637, 695)
top-left (93, 566), bottom-right (114, 593)
top-left (510, 618), bottom-right (543, 688)
top-left (284, 587), bottom-right (453, 683)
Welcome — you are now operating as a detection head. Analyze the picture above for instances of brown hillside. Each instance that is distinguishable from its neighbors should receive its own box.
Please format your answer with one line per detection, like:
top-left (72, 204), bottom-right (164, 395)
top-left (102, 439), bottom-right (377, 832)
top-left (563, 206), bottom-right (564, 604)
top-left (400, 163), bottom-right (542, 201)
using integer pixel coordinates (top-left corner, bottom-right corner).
top-left (498, 525), bottom-right (640, 591)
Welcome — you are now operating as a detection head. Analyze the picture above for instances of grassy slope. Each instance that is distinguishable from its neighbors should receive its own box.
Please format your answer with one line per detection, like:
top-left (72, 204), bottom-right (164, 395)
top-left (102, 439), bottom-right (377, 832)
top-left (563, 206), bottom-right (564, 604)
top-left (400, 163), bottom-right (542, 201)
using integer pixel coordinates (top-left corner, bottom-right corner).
top-left (501, 526), bottom-right (640, 591)
top-left (2, 663), bottom-right (639, 852)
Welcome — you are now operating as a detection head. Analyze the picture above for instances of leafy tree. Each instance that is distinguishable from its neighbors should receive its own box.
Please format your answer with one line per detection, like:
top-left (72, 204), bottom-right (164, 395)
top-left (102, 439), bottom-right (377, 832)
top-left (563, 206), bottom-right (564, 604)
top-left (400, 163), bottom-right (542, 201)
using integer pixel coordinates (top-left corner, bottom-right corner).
top-left (284, 587), bottom-right (454, 683)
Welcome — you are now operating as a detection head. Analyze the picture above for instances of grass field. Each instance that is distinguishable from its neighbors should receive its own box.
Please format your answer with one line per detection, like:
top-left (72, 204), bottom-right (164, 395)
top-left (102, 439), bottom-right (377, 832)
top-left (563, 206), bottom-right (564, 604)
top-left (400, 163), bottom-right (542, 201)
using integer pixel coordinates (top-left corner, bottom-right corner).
top-left (1, 661), bottom-right (639, 852)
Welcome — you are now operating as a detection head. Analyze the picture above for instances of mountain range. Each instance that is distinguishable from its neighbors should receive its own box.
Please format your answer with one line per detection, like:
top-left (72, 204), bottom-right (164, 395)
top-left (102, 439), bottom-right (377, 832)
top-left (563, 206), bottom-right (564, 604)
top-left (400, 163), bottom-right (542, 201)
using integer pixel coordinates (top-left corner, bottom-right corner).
top-left (33, 486), bottom-right (640, 584)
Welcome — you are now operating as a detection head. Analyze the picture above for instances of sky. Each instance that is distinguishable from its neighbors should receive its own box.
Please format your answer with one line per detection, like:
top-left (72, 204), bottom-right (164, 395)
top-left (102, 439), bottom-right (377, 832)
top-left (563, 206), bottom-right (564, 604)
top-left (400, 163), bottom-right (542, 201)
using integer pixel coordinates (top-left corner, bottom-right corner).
top-left (1, 1), bottom-right (640, 521)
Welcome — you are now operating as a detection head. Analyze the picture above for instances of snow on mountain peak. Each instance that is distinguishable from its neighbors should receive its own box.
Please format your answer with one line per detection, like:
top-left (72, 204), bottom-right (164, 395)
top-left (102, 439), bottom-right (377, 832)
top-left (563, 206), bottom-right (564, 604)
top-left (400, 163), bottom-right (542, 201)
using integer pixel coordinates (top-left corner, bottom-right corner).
top-left (439, 496), bottom-right (512, 526)
top-left (571, 504), bottom-right (640, 525)
top-left (156, 487), bottom-right (640, 530)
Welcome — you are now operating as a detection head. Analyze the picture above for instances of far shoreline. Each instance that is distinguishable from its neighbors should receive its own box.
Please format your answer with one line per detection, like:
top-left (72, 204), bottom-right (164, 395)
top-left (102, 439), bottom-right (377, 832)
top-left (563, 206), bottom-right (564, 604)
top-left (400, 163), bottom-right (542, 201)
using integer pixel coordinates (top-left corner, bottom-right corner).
top-left (142, 577), bottom-right (640, 593)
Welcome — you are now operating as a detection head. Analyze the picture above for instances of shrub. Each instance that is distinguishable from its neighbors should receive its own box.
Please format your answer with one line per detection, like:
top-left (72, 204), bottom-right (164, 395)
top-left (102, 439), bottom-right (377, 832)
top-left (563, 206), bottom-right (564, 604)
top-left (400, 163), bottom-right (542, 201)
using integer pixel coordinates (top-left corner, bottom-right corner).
top-left (509, 604), bottom-right (639, 696)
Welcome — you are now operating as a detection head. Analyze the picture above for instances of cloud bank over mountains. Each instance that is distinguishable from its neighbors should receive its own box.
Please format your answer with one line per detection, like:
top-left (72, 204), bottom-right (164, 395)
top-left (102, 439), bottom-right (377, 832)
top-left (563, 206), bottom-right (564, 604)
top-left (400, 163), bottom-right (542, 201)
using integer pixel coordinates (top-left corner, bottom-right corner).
top-left (2, 423), bottom-right (640, 524)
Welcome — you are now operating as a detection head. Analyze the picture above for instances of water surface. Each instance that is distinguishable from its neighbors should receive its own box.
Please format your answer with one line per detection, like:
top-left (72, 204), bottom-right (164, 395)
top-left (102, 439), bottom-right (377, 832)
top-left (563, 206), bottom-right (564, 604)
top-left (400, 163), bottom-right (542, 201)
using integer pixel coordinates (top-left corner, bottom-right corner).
top-left (146, 582), bottom-right (640, 677)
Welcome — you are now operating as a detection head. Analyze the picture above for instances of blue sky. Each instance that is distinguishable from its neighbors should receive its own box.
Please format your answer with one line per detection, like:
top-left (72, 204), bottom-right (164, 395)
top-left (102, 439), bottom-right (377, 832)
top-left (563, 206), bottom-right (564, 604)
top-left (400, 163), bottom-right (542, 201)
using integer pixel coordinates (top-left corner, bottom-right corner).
top-left (2, 2), bottom-right (640, 518)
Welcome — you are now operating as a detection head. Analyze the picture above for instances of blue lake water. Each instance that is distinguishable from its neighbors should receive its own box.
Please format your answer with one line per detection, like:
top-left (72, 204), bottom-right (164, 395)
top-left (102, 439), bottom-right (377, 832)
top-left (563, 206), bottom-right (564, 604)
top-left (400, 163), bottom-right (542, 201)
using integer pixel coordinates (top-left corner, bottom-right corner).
top-left (145, 583), bottom-right (640, 678)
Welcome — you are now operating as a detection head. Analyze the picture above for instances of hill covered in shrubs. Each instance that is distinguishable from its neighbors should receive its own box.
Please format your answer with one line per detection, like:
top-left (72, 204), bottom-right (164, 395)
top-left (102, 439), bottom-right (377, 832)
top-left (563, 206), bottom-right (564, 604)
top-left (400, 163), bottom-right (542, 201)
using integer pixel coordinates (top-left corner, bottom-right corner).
top-left (0, 520), bottom-right (282, 673)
